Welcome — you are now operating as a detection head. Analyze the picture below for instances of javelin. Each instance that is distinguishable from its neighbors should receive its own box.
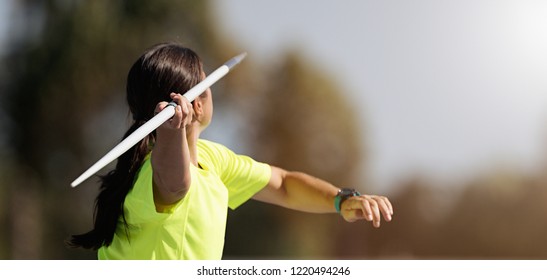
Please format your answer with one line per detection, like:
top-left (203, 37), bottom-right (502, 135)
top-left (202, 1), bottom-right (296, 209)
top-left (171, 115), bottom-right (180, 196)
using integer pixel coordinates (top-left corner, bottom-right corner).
top-left (71, 52), bottom-right (247, 188)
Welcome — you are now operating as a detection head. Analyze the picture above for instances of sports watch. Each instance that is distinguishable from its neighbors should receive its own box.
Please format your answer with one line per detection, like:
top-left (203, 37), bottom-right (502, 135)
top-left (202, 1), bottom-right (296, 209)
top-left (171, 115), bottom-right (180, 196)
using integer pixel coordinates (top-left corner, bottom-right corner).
top-left (334, 188), bottom-right (361, 213)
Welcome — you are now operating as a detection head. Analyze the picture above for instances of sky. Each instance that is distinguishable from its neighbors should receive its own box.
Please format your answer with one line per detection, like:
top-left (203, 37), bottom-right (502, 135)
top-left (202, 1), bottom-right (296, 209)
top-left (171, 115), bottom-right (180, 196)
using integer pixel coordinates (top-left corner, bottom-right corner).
top-left (211, 0), bottom-right (547, 192)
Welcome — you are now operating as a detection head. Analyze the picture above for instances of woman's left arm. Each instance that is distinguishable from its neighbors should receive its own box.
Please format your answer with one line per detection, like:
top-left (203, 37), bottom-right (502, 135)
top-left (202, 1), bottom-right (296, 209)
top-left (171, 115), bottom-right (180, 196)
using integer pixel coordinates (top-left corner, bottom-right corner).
top-left (252, 166), bottom-right (393, 228)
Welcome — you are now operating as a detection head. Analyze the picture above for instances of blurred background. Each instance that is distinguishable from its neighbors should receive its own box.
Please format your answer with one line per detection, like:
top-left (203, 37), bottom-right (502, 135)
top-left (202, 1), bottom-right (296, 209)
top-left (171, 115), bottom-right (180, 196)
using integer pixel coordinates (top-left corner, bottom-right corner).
top-left (1, 0), bottom-right (547, 259)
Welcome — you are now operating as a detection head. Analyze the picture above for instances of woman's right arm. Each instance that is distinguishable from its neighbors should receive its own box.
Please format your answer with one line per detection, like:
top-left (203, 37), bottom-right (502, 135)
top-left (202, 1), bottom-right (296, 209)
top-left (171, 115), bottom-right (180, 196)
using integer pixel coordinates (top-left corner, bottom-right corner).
top-left (150, 93), bottom-right (194, 206)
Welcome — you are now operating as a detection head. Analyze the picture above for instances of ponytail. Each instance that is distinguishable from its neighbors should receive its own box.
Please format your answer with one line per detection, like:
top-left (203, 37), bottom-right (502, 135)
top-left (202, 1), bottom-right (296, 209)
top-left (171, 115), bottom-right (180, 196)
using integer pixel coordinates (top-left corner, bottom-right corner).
top-left (67, 121), bottom-right (155, 250)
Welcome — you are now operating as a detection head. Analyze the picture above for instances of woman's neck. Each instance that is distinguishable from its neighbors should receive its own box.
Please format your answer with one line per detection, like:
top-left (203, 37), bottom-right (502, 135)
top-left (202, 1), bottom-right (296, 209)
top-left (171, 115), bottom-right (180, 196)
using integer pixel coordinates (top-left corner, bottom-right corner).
top-left (186, 124), bottom-right (201, 167)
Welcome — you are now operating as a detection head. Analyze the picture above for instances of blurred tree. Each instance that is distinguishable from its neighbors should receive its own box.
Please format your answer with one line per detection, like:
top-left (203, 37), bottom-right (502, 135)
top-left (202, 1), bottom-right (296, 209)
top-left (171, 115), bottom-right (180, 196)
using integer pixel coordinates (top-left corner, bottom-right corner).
top-left (359, 177), bottom-right (451, 258)
top-left (252, 52), bottom-right (365, 185)
top-left (362, 170), bottom-right (547, 259)
top-left (224, 51), bottom-right (366, 259)
top-left (437, 171), bottom-right (547, 259)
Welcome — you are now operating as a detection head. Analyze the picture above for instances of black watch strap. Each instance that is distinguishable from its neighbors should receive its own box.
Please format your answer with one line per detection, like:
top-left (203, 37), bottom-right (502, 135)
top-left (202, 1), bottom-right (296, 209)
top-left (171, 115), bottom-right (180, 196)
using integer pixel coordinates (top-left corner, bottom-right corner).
top-left (334, 188), bottom-right (361, 213)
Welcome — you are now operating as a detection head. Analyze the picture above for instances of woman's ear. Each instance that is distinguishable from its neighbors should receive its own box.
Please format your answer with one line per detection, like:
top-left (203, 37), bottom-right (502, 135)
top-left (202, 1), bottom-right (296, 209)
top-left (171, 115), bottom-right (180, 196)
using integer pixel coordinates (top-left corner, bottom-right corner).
top-left (192, 99), bottom-right (203, 120)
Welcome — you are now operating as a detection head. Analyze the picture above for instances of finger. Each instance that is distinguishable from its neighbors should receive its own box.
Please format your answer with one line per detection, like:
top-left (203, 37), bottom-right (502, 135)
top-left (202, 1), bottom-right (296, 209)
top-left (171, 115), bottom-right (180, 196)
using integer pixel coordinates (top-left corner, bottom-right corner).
top-left (168, 93), bottom-right (186, 128)
top-left (180, 98), bottom-right (194, 125)
top-left (155, 101), bottom-right (169, 114)
top-left (180, 100), bottom-right (190, 115)
top-left (171, 94), bottom-right (192, 115)
top-left (377, 196), bottom-right (393, 216)
top-left (171, 104), bottom-right (183, 128)
top-left (170, 92), bottom-right (181, 103)
top-left (357, 198), bottom-right (373, 222)
top-left (375, 197), bottom-right (392, 222)
top-left (367, 198), bottom-right (381, 228)
top-left (384, 197), bottom-right (394, 215)
top-left (170, 93), bottom-right (191, 104)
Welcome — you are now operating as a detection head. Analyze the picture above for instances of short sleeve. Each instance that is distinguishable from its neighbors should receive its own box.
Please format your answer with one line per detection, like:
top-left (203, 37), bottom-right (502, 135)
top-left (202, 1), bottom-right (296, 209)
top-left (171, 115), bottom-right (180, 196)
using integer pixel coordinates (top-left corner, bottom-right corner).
top-left (197, 140), bottom-right (271, 209)
top-left (223, 154), bottom-right (271, 209)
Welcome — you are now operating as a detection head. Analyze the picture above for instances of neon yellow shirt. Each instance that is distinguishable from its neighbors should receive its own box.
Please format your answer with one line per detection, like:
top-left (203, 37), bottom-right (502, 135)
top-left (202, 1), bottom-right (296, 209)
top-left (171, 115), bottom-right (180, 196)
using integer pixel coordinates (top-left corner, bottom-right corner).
top-left (98, 139), bottom-right (271, 260)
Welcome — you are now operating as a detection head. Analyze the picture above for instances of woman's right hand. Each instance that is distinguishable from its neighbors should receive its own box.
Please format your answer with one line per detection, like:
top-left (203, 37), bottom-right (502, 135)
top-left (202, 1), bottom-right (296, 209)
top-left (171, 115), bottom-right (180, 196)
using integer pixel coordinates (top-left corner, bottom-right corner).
top-left (155, 92), bottom-right (194, 131)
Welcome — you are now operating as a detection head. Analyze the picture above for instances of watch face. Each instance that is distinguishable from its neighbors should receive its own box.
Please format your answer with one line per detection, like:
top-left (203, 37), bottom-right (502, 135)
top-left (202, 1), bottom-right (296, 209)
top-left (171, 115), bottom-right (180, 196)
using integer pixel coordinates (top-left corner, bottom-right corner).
top-left (339, 189), bottom-right (356, 197)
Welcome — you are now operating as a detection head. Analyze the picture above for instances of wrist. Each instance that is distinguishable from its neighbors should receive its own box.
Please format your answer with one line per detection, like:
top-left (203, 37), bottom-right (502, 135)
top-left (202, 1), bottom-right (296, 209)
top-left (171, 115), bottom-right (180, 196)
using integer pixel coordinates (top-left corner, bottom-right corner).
top-left (334, 188), bottom-right (361, 213)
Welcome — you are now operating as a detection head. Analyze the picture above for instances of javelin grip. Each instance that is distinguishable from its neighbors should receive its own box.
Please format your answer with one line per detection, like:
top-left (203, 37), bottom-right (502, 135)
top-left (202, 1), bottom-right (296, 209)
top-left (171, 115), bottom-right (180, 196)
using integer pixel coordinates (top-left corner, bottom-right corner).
top-left (70, 52), bottom-right (247, 187)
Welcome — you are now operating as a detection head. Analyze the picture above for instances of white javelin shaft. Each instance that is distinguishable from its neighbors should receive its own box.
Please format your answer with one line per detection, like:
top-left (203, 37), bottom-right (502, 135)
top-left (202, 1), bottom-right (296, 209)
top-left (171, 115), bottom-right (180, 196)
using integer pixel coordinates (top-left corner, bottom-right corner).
top-left (71, 52), bottom-right (247, 187)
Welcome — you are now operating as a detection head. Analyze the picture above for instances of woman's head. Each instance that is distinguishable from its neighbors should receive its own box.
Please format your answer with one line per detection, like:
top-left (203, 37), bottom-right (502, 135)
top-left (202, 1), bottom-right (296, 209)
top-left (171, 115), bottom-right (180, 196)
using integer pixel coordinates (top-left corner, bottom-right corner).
top-left (127, 43), bottom-right (203, 122)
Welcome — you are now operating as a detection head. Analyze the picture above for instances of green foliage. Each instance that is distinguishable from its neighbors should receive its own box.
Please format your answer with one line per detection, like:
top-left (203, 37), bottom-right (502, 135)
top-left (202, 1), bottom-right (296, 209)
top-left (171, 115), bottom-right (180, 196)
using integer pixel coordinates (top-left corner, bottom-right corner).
top-left (251, 51), bottom-right (365, 185)
top-left (224, 51), bottom-right (365, 259)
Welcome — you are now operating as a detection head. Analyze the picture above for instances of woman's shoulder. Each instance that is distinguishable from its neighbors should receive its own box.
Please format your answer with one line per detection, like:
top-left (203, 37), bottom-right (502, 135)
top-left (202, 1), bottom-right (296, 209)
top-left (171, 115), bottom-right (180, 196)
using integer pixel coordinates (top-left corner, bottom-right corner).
top-left (197, 139), bottom-right (232, 155)
top-left (196, 139), bottom-right (234, 168)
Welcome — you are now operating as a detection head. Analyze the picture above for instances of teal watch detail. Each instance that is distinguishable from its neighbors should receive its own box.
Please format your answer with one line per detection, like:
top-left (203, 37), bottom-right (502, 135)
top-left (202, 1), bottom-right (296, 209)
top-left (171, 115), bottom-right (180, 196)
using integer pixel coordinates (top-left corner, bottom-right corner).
top-left (334, 188), bottom-right (361, 213)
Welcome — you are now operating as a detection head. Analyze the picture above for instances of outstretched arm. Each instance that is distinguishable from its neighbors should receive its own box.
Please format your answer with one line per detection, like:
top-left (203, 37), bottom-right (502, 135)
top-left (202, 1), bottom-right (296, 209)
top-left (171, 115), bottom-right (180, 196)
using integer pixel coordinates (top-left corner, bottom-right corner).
top-left (252, 166), bottom-right (393, 228)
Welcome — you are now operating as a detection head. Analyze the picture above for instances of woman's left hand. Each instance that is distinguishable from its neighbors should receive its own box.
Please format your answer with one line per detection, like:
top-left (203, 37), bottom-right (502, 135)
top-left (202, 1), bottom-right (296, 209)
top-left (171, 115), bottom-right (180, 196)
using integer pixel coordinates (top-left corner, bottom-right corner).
top-left (340, 195), bottom-right (394, 228)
